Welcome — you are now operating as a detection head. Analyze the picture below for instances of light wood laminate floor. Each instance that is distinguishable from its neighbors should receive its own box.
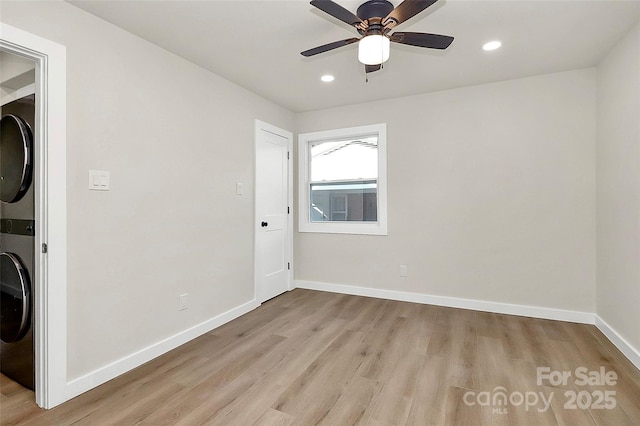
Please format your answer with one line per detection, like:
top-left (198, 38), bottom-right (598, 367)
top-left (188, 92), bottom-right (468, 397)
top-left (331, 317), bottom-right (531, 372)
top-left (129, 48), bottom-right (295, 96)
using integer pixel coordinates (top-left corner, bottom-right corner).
top-left (2, 289), bottom-right (640, 425)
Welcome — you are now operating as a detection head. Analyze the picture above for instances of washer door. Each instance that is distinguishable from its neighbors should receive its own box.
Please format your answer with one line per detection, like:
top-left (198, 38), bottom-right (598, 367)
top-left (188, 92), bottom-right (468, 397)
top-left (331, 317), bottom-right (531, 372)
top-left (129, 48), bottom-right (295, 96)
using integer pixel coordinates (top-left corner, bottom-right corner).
top-left (0, 114), bottom-right (33, 203)
top-left (0, 252), bottom-right (31, 343)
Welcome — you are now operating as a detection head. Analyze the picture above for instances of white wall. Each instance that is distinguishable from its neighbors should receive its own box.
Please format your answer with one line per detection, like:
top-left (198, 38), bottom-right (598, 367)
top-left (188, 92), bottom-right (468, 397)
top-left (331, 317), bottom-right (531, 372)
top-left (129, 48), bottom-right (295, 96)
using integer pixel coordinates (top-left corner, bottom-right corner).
top-left (1, 1), bottom-right (294, 380)
top-left (296, 69), bottom-right (597, 313)
top-left (596, 23), bottom-right (640, 353)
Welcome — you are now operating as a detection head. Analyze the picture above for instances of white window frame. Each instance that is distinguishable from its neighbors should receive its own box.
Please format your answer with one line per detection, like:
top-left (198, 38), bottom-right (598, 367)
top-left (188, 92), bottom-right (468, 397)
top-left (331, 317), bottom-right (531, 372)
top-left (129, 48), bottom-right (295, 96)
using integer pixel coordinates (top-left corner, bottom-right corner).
top-left (298, 123), bottom-right (387, 235)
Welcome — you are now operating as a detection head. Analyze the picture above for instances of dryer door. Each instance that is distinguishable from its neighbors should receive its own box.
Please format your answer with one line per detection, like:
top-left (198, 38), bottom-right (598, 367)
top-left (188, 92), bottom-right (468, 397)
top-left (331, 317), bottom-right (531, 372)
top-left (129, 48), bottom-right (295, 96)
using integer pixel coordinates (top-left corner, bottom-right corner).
top-left (0, 252), bottom-right (31, 343)
top-left (0, 114), bottom-right (33, 203)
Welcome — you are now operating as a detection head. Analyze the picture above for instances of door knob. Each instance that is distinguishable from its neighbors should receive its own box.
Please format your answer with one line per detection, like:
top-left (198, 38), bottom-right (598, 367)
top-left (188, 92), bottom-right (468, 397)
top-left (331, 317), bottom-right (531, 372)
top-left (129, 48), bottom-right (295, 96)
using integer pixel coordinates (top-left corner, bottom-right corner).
top-left (261, 221), bottom-right (268, 227)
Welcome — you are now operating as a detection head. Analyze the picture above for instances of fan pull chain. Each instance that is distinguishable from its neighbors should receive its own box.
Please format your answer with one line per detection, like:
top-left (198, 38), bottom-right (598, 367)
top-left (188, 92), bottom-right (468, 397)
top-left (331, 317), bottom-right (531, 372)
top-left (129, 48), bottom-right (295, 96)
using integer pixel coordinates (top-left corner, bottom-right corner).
top-left (365, 62), bottom-right (384, 83)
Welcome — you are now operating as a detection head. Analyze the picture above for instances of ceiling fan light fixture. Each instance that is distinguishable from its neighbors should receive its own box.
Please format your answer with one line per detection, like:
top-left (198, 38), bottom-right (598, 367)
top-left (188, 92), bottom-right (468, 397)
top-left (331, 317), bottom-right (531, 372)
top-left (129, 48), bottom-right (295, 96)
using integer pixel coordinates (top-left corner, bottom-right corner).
top-left (358, 34), bottom-right (390, 65)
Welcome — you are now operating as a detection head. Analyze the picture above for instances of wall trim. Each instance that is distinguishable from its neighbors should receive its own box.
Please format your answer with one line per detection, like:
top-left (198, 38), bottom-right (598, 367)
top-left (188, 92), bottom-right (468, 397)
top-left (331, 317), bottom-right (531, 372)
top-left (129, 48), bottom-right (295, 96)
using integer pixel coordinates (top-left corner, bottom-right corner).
top-left (46, 282), bottom-right (640, 404)
top-left (295, 280), bottom-right (595, 324)
top-left (295, 280), bottom-right (640, 371)
top-left (1, 22), bottom-right (68, 409)
top-left (64, 299), bottom-right (260, 402)
top-left (595, 316), bottom-right (640, 370)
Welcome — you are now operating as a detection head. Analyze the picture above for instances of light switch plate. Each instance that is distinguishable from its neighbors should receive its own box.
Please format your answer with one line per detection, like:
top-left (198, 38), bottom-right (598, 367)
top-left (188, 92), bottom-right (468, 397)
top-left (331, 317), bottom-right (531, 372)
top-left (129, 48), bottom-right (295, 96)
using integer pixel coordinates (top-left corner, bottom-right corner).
top-left (89, 170), bottom-right (110, 191)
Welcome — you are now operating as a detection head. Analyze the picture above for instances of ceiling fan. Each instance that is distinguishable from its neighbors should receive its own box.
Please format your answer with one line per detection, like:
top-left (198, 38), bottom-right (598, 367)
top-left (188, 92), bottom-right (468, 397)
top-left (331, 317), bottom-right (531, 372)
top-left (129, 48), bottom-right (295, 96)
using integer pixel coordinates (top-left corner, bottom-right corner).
top-left (301, 0), bottom-right (454, 73)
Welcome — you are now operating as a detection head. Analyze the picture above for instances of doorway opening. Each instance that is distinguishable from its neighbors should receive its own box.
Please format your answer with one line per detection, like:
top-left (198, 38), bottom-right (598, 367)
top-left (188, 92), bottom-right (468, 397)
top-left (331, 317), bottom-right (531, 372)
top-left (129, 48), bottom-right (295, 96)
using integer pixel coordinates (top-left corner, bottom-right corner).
top-left (1, 23), bottom-right (67, 409)
top-left (1, 49), bottom-right (37, 392)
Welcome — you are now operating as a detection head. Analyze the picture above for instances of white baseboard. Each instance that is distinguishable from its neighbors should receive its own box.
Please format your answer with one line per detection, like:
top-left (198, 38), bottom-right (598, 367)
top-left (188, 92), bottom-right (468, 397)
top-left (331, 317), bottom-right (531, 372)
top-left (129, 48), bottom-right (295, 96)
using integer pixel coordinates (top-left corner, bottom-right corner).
top-left (64, 299), bottom-right (260, 401)
top-left (295, 280), bottom-right (595, 324)
top-left (595, 316), bottom-right (640, 370)
top-left (60, 283), bottom-right (640, 406)
top-left (295, 280), bottom-right (640, 371)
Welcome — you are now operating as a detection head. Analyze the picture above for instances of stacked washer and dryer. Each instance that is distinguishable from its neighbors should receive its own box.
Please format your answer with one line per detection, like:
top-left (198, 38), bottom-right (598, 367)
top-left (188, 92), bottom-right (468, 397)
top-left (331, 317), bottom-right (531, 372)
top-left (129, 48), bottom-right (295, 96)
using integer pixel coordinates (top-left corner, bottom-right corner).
top-left (0, 94), bottom-right (36, 390)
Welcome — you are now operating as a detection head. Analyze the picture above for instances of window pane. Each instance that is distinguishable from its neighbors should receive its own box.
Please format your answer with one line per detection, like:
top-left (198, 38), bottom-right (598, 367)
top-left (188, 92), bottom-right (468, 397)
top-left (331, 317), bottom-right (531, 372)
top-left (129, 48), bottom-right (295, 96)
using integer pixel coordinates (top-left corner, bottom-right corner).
top-left (310, 180), bottom-right (377, 222)
top-left (299, 123), bottom-right (387, 235)
top-left (310, 136), bottom-right (378, 182)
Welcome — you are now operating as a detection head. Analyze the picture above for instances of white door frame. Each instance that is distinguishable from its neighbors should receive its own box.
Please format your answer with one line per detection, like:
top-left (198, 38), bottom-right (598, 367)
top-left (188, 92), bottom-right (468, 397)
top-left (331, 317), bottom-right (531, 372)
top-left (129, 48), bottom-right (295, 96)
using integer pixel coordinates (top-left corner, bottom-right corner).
top-left (1, 23), bottom-right (67, 409)
top-left (254, 120), bottom-right (293, 302)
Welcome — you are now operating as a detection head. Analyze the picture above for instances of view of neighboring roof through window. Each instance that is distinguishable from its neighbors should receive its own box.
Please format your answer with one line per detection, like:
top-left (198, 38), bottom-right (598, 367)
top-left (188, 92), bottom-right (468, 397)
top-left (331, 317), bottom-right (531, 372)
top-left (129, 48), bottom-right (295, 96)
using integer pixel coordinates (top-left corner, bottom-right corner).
top-left (310, 136), bottom-right (378, 181)
top-left (298, 122), bottom-right (387, 235)
top-left (310, 136), bottom-right (379, 223)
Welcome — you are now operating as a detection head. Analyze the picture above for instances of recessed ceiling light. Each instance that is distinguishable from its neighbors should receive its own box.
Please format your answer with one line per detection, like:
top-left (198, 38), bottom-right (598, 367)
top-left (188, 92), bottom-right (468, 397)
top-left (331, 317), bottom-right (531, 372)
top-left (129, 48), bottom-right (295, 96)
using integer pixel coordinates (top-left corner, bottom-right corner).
top-left (483, 40), bottom-right (502, 51)
top-left (321, 74), bottom-right (335, 82)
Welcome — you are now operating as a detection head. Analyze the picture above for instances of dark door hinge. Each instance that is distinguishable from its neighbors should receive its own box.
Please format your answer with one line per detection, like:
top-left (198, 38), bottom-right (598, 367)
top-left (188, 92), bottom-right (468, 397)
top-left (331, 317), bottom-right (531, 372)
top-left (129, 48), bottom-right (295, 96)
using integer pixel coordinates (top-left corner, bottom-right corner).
top-left (288, 206), bottom-right (290, 214)
top-left (287, 262), bottom-right (291, 270)
top-left (287, 151), bottom-right (290, 160)
top-left (42, 243), bottom-right (48, 253)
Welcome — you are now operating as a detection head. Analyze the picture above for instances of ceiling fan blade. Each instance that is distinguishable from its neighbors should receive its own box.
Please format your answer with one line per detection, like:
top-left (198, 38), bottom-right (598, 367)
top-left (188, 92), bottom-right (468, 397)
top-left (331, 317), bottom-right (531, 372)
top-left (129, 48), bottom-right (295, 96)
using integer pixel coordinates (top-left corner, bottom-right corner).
top-left (301, 37), bottom-right (360, 57)
top-left (383, 0), bottom-right (438, 28)
top-left (310, 0), bottom-right (363, 27)
top-left (365, 64), bottom-right (382, 73)
top-left (390, 32), bottom-right (454, 49)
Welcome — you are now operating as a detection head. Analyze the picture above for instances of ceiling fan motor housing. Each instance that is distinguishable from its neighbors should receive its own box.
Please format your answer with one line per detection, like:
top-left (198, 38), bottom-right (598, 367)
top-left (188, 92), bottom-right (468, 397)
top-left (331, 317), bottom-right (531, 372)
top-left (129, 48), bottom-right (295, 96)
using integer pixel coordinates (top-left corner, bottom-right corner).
top-left (302, 0), bottom-right (454, 69)
top-left (357, 0), bottom-right (394, 21)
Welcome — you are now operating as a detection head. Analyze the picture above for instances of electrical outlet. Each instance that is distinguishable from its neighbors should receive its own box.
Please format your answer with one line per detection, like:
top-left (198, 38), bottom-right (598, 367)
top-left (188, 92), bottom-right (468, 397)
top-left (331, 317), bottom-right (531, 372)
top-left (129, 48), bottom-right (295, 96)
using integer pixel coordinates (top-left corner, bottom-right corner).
top-left (400, 265), bottom-right (408, 277)
top-left (179, 293), bottom-right (188, 311)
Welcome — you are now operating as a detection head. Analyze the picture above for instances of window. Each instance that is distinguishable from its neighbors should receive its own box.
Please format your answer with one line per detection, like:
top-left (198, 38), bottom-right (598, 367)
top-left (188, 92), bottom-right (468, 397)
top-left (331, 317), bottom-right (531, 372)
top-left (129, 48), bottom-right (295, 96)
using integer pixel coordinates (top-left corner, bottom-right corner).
top-left (298, 123), bottom-right (387, 235)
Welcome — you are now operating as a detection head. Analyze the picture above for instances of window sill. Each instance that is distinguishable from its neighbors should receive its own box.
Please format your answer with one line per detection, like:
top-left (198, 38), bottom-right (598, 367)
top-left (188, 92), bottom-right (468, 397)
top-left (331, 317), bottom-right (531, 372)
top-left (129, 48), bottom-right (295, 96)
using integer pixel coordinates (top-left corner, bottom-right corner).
top-left (298, 221), bottom-right (387, 236)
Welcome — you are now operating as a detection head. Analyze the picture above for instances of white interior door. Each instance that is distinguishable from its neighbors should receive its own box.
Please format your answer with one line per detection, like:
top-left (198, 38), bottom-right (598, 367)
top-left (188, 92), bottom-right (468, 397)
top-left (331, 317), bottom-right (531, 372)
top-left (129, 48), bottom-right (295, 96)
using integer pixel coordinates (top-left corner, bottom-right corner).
top-left (255, 120), bottom-right (292, 303)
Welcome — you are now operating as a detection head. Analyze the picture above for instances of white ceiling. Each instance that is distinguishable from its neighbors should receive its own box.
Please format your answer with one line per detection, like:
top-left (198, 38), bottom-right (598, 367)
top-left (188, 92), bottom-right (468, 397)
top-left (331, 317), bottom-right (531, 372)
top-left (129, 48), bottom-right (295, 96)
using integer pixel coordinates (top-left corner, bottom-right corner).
top-left (68, 0), bottom-right (640, 112)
